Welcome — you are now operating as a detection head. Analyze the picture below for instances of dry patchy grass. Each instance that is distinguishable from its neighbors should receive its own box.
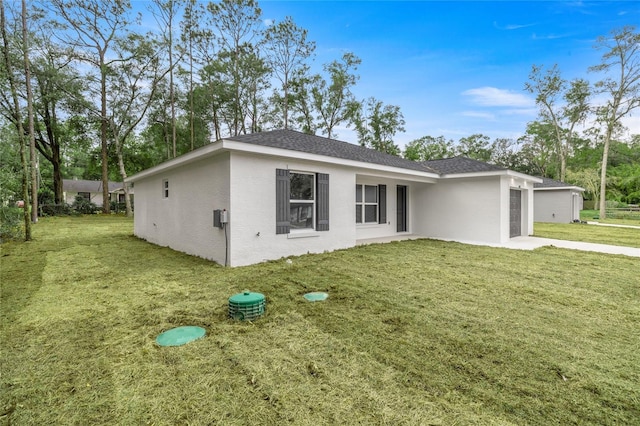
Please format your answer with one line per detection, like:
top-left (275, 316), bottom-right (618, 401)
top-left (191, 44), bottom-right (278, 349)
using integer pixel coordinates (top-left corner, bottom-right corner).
top-left (1, 216), bottom-right (639, 425)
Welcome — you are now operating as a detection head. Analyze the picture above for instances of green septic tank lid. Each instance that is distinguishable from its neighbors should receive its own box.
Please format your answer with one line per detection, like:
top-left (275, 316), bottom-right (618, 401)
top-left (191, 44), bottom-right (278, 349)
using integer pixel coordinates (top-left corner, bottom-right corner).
top-left (156, 326), bottom-right (206, 347)
top-left (229, 291), bottom-right (265, 305)
top-left (304, 292), bottom-right (328, 302)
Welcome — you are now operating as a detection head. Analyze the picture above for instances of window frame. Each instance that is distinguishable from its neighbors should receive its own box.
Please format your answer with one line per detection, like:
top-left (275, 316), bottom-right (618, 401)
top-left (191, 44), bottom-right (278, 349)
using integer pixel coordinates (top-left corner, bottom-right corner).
top-left (355, 184), bottom-right (379, 224)
top-left (162, 179), bottom-right (169, 198)
top-left (289, 171), bottom-right (315, 231)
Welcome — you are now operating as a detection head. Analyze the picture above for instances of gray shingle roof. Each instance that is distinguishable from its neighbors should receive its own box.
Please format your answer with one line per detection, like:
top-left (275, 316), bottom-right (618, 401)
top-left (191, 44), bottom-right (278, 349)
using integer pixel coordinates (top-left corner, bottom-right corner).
top-left (422, 156), bottom-right (506, 174)
top-left (227, 129), bottom-right (439, 173)
top-left (63, 179), bottom-right (122, 193)
top-left (534, 177), bottom-right (583, 189)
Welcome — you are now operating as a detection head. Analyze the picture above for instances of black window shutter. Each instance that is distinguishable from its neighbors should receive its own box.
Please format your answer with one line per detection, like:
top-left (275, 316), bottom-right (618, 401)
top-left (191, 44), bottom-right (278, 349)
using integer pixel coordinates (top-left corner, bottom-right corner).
top-left (316, 173), bottom-right (329, 231)
top-left (276, 169), bottom-right (290, 234)
top-left (378, 184), bottom-right (387, 224)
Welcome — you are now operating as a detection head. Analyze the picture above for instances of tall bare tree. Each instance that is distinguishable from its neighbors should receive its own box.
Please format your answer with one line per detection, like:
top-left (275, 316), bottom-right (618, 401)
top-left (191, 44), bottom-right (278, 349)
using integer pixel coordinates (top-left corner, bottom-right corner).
top-left (525, 64), bottom-right (590, 182)
top-left (49, 0), bottom-right (135, 213)
top-left (107, 33), bottom-right (169, 216)
top-left (207, 0), bottom-right (263, 136)
top-left (1, 0), bottom-right (31, 239)
top-left (263, 16), bottom-right (315, 129)
top-left (589, 26), bottom-right (640, 218)
top-left (151, 0), bottom-right (183, 158)
top-left (21, 0), bottom-right (38, 223)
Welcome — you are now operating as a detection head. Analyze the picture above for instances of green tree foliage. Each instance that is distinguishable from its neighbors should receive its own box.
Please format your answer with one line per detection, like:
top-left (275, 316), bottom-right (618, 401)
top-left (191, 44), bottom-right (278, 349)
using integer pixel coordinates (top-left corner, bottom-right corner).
top-left (352, 97), bottom-right (405, 156)
top-left (312, 52), bottom-right (361, 139)
top-left (263, 16), bottom-right (315, 130)
top-left (589, 25), bottom-right (640, 218)
top-left (517, 121), bottom-right (558, 177)
top-left (49, 0), bottom-right (137, 213)
top-left (457, 134), bottom-right (492, 162)
top-left (403, 135), bottom-right (456, 161)
top-left (524, 64), bottom-right (590, 182)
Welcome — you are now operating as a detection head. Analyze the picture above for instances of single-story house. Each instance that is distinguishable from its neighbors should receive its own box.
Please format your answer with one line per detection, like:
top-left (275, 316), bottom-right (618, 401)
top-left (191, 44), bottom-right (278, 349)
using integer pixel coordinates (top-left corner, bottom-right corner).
top-left (125, 129), bottom-right (542, 267)
top-left (62, 179), bottom-right (130, 206)
top-left (533, 177), bottom-right (585, 223)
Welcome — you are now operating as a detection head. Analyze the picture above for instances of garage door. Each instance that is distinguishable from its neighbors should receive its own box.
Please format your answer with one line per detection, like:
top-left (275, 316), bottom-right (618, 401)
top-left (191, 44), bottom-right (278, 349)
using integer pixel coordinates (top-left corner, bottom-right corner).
top-left (510, 189), bottom-right (522, 238)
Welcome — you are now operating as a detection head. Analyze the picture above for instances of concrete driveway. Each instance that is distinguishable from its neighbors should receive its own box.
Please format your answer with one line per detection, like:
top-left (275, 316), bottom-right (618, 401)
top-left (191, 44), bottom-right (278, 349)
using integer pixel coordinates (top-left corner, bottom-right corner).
top-left (503, 236), bottom-right (640, 257)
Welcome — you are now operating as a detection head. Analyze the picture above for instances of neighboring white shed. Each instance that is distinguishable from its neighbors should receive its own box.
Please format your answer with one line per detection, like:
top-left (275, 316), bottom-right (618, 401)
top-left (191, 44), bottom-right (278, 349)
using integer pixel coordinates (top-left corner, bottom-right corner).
top-left (534, 177), bottom-right (585, 223)
top-left (126, 130), bottom-right (541, 267)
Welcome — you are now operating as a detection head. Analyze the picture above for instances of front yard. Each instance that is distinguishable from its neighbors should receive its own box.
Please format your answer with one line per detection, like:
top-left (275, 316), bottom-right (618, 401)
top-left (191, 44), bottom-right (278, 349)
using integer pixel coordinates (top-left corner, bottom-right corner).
top-left (1, 216), bottom-right (638, 425)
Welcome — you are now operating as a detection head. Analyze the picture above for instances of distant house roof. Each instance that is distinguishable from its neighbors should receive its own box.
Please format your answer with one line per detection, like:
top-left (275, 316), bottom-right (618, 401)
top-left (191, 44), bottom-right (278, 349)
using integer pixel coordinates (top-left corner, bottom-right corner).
top-left (422, 156), bottom-right (506, 174)
top-left (534, 177), bottom-right (585, 191)
top-left (228, 129), bottom-right (439, 174)
top-left (62, 179), bottom-right (123, 193)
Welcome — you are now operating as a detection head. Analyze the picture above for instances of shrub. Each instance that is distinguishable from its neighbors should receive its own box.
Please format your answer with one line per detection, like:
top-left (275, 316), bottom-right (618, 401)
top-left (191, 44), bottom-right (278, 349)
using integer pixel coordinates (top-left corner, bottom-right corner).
top-left (72, 195), bottom-right (98, 215)
top-left (0, 206), bottom-right (23, 242)
top-left (40, 203), bottom-right (74, 216)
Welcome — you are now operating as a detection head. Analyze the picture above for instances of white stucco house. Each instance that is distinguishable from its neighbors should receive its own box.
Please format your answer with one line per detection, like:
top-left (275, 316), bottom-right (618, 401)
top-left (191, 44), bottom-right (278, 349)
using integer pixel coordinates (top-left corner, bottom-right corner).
top-left (62, 179), bottom-right (125, 207)
top-left (534, 177), bottom-right (585, 223)
top-left (125, 130), bottom-right (541, 267)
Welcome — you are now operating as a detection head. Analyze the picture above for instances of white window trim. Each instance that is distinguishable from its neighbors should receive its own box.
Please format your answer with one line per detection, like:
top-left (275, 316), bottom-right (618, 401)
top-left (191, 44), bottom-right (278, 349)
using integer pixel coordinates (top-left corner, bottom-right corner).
top-left (356, 184), bottom-right (378, 224)
top-left (162, 179), bottom-right (169, 198)
top-left (290, 171), bottom-right (315, 231)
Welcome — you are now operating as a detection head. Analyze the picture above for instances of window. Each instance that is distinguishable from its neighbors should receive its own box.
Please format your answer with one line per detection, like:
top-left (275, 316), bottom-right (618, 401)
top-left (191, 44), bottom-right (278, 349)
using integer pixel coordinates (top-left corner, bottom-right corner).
top-left (276, 169), bottom-right (329, 234)
top-left (162, 179), bottom-right (169, 198)
top-left (78, 192), bottom-right (91, 201)
top-left (356, 184), bottom-right (378, 223)
top-left (290, 172), bottom-right (314, 230)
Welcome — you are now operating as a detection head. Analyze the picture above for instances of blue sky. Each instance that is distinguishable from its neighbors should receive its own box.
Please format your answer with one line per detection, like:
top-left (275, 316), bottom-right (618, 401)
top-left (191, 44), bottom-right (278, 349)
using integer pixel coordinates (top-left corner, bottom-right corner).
top-left (254, 1), bottom-right (639, 147)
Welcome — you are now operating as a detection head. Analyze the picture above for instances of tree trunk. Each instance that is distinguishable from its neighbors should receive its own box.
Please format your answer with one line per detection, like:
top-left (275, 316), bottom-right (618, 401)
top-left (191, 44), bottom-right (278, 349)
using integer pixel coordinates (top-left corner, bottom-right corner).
top-left (22, 0), bottom-right (38, 223)
top-left (598, 127), bottom-right (612, 219)
top-left (100, 51), bottom-right (110, 214)
top-left (113, 134), bottom-right (132, 216)
top-left (1, 1), bottom-right (31, 240)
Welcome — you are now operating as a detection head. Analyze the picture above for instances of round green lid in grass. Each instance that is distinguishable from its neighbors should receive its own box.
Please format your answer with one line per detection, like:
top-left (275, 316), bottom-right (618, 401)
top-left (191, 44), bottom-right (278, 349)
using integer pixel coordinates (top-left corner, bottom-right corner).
top-left (156, 326), bottom-right (206, 347)
top-left (304, 292), bottom-right (328, 302)
top-left (229, 291), bottom-right (265, 305)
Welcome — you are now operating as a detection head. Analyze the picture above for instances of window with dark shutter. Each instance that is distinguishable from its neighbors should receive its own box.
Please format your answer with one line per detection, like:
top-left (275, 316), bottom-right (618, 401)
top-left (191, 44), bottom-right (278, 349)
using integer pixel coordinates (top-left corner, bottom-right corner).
top-left (378, 184), bottom-right (387, 224)
top-left (316, 173), bottom-right (329, 231)
top-left (276, 169), bottom-right (290, 234)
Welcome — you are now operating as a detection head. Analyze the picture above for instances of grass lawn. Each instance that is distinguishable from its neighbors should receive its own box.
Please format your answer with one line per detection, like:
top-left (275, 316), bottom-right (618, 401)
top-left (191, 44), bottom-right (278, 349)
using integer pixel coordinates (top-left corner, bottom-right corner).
top-left (534, 222), bottom-right (640, 248)
top-left (581, 209), bottom-right (640, 226)
top-left (1, 216), bottom-right (639, 425)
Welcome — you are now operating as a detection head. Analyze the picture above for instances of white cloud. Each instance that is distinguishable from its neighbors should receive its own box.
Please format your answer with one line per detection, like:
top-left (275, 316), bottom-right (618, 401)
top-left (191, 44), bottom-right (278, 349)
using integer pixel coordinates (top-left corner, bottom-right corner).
top-left (461, 111), bottom-right (496, 120)
top-left (493, 21), bottom-right (536, 30)
top-left (263, 19), bottom-right (274, 27)
top-left (462, 87), bottom-right (535, 108)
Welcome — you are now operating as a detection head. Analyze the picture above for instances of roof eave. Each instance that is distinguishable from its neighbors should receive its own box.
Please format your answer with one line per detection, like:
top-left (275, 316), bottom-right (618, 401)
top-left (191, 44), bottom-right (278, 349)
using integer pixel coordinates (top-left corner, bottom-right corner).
top-left (535, 186), bottom-right (585, 192)
top-left (438, 170), bottom-right (543, 182)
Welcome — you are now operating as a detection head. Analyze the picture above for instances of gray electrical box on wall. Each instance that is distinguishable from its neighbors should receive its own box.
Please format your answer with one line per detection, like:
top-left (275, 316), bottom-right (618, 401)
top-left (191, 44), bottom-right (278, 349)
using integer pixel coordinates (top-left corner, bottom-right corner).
top-left (214, 209), bottom-right (228, 228)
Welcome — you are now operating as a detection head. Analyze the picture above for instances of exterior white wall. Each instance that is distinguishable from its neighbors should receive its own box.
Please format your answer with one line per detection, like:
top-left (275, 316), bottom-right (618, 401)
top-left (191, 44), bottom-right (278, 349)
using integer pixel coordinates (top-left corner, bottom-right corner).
top-left (63, 191), bottom-right (112, 207)
top-left (354, 176), bottom-right (421, 240)
top-left (132, 153), bottom-right (230, 264)
top-left (413, 176), bottom-right (503, 243)
top-left (228, 152), bottom-right (356, 266)
top-left (534, 190), bottom-right (583, 223)
top-left (412, 175), bottom-right (535, 243)
top-left (500, 176), bottom-right (535, 241)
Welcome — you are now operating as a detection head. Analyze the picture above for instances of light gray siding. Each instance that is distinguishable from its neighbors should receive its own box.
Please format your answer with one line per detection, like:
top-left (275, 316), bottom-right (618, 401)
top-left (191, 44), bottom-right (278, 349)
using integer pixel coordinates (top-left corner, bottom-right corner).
top-left (534, 190), bottom-right (583, 223)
